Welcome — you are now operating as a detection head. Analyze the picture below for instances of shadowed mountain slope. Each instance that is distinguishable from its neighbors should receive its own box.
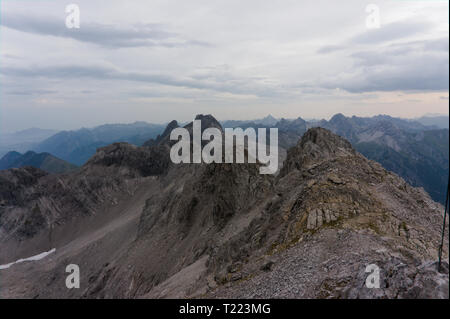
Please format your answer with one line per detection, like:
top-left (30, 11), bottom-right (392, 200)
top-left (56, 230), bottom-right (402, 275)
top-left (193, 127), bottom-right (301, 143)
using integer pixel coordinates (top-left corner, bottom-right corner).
top-left (0, 117), bottom-right (447, 299)
top-left (0, 151), bottom-right (77, 174)
top-left (32, 122), bottom-right (165, 166)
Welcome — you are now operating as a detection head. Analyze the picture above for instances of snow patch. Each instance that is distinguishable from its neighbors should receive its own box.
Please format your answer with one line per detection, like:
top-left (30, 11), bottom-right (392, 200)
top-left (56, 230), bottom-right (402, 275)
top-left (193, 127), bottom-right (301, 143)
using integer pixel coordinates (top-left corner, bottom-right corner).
top-left (0, 248), bottom-right (56, 270)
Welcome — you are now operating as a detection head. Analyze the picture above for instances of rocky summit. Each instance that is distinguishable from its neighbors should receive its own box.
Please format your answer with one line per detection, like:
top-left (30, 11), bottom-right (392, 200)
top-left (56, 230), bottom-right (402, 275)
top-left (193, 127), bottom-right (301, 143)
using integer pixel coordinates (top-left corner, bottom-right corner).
top-left (0, 115), bottom-right (448, 299)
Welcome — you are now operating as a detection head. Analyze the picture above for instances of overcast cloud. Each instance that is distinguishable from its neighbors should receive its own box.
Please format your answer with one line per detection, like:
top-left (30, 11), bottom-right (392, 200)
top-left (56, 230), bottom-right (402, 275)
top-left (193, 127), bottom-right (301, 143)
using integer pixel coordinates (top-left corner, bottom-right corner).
top-left (0, 0), bottom-right (448, 132)
top-left (2, 12), bottom-right (210, 48)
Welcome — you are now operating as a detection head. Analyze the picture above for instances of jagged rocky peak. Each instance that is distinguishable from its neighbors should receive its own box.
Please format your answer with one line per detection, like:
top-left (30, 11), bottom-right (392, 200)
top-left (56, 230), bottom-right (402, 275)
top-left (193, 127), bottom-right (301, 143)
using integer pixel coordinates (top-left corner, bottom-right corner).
top-left (259, 114), bottom-right (278, 126)
top-left (143, 120), bottom-right (179, 147)
top-left (0, 166), bottom-right (48, 189)
top-left (281, 127), bottom-right (355, 174)
top-left (86, 142), bottom-right (139, 162)
top-left (329, 112), bottom-right (347, 123)
top-left (145, 115), bottom-right (223, 148)
top-left (191, 114), bottom-right (223, 131)
top-left (157, 120), bottom-right (179, 140)
top-left (276, 117), bottom-right (307, 133)
top-left (300, 127), bottom-right (353, 150)
top-left (165, 120), bottom-right (179, 131)
top-left (85, 142), bottom-right (170, 177)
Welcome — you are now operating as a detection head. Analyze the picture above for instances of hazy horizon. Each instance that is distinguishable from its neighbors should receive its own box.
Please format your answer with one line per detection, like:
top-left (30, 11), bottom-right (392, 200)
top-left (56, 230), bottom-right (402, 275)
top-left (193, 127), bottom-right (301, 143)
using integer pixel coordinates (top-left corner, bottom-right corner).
top-left (1, 0), bottom-right (448, 132)
top-left (2, 111), bottom-right (449, 134)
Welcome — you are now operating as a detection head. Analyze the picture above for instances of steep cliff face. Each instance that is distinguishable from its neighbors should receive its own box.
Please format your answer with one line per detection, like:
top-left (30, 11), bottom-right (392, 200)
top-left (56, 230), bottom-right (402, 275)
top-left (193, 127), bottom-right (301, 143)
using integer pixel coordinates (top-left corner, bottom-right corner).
top-left (313, 114), bottom-right (449, 204)
top-left (0, 142), bottom-right (171, 264)
top-left (0, 118), bottom-right (447, 299)
top-left (206, 126), bottom-right (448, 298)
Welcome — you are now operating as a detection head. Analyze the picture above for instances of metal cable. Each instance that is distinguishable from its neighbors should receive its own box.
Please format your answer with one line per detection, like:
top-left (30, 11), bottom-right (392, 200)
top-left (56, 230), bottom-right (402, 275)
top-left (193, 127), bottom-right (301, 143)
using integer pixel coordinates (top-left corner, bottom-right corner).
top-left (438, 174), bottom-right (450, 272)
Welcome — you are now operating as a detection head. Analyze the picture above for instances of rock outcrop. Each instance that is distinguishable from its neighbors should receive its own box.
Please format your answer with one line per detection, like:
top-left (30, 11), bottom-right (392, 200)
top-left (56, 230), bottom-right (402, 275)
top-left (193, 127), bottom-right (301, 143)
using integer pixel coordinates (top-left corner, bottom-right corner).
top-left (0, 119), bottom-right (447, 299)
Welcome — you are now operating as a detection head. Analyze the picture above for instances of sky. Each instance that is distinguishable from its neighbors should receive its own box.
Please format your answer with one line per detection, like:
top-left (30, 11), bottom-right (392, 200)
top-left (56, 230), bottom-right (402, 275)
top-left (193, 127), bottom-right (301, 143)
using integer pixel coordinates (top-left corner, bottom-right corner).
top-left (0, 0), bottom-right (448, 132)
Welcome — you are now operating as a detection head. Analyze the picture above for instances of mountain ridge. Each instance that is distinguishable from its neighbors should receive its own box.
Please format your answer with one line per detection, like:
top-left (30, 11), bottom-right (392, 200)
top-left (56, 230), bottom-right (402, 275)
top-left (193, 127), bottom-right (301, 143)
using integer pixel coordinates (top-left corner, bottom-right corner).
top-left (0, 115), bottom-right (447, 299)
top-left (32, 122), bottom-right (166, 165)
top-left (1, 113), bottom-right (447, 203)
top-left (0, 150), bottom-right (77, 174)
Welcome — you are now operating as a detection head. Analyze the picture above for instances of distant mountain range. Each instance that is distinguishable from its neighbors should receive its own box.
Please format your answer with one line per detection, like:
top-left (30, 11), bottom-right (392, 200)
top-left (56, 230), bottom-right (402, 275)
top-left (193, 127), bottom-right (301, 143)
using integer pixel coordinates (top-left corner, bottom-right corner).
top-left (0, 128), bottom-right (58, 158)
top-left (222, 113), bottom-right (449, 204)
top-left (316, 114), bottom-right (449, 204)
top-left (1, 122), bottom-right (166, 164)
top-left (0, 151), bottom-right (77, 174)
top-left (31, 122), bottom-right (166, 166)
top-left (221, 114), bottom-right (279, 128)
top-left (413, 115), bottom-right (449, 129)
top-left (0, 114), bottom-right (448, 203)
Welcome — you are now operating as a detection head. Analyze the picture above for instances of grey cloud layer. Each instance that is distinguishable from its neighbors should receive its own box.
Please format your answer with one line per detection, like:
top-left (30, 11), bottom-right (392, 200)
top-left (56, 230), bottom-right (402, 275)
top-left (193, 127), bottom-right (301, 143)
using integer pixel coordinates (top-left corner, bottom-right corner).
top-left (314, 19), bottom-right (448, 93)
top-left (1, 0), bottom-right (448, 132)
top-left (0, 64), bottom-right (278, 97)
top-left (6, 89), bottom-right (57, 96)
top-left (1, 13), bottom-right (210, 48)
top-left (317, 20), bottom-right (433, 54)
top-left (316, 37), bottom-right (449, 93)
top-left (351, 20), bottom-right (432, 44)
